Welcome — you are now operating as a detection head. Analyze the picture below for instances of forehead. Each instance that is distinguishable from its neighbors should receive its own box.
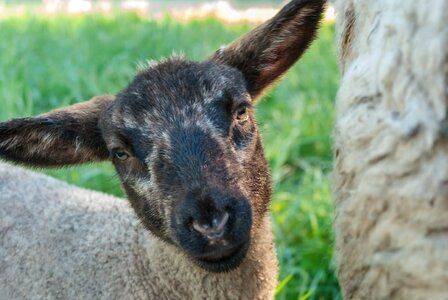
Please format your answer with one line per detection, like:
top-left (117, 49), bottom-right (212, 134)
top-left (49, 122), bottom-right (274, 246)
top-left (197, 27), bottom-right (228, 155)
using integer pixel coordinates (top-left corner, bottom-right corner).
top-left (101, 59), bottom-right (250, 151)
top-left (115, 59), bottom-right (247, 118)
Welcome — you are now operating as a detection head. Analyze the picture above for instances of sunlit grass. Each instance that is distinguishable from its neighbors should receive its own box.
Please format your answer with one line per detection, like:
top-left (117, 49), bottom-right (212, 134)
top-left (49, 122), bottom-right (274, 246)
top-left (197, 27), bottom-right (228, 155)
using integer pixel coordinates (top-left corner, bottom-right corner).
top-left (0, 14), bottom-right (340, 299)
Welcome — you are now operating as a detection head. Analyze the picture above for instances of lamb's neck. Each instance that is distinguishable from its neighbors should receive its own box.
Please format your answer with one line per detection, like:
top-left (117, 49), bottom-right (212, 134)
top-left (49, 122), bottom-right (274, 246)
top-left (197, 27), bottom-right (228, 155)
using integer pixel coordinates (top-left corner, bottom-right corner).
top-left (133, 216), bottom-right (278, 299)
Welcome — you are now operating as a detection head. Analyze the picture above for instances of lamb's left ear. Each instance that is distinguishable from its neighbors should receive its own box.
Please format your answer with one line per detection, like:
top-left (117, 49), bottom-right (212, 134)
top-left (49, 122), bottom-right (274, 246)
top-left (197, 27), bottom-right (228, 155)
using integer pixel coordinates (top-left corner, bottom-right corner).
top-left (0, 95), bottom-right (115, 167)
top-left (210, 0), bottom-right (326, 100)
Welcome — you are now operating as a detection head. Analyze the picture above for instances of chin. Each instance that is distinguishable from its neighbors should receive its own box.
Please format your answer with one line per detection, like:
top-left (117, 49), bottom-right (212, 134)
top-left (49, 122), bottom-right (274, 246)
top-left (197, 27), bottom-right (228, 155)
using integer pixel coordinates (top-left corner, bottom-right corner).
top-left (193, 240), bottom-right (250, 273)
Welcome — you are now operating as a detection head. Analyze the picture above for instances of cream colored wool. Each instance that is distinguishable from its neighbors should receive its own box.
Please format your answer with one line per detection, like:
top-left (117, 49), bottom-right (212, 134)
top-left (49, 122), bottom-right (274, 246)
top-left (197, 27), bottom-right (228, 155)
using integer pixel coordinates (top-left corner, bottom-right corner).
top-left (333, 0), bottom-right (448, 299)
top-left (0, 162), bottom-right (277, 299)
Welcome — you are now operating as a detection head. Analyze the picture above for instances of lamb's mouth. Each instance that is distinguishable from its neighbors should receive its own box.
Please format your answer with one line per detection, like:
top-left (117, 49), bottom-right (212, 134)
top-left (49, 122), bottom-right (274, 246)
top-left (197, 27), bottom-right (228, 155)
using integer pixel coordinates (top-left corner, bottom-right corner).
top-left (194, 240), bottom-right (250, 273)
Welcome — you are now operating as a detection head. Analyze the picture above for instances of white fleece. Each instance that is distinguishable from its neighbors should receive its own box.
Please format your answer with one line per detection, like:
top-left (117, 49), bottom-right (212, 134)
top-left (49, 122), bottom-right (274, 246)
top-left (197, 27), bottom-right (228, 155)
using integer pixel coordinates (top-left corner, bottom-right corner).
top-left (333, 0), bottom-right (448, 299)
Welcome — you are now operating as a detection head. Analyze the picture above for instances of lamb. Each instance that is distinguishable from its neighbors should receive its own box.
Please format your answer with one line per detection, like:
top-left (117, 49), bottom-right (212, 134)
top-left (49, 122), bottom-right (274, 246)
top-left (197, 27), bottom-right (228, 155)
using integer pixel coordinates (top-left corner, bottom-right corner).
top-left (333, 0), bottom-right (448, 299)
top-left (0, 161), bottom-right (277, 299)
top-left (0, 0), bottom-right (326, 299)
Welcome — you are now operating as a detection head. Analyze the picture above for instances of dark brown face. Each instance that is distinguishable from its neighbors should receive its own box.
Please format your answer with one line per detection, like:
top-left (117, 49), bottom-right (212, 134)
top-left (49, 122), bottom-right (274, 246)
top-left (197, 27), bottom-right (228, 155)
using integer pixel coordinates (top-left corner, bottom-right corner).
top-left (0, 0), bottom-right (325, 273)
top-left (99, 60), bottom-right (271, 272)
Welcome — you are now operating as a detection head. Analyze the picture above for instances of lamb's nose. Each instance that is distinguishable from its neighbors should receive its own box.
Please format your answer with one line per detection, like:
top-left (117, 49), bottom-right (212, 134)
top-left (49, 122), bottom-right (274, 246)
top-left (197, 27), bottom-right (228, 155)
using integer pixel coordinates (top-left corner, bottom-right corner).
top-left (192, 212), bottom-right (229, 241)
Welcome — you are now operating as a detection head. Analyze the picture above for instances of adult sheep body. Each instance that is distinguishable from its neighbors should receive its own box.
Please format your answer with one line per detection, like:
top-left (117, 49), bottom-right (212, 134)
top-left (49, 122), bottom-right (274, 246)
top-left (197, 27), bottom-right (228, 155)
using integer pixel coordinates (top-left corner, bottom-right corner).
top-left (0, 0), bottom-right (326, 299)
top-left (334, 0), bottom-right (448, 299)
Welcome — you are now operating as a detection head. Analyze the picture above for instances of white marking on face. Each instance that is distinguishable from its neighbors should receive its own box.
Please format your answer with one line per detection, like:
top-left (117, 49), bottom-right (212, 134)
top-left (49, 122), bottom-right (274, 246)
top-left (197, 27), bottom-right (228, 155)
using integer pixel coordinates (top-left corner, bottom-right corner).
top-left (111, 112), bottom-right (120, 124)
top-left (203, 97), bottom-right (214, 104)
top-left (132, 177), bottom-right (152, 196)
top-left (202, 89), bottom-right (223, 105)
top-left (161, 131), bottom-right (172, 149)
top-left (190, 102), bottom-right (204, 114)
top-left (130, 91), bottom-right (142, 99)
top-left (123, 115), bottom-right (139, 128)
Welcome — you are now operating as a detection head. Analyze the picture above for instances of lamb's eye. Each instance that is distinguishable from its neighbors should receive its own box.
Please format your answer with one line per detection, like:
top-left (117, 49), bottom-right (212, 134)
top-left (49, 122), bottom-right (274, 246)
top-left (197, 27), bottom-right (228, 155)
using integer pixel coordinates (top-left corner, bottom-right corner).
top-left (236, 106), bottom-right (249, 122)
top-left (112, 149), bottom-right (130, 161)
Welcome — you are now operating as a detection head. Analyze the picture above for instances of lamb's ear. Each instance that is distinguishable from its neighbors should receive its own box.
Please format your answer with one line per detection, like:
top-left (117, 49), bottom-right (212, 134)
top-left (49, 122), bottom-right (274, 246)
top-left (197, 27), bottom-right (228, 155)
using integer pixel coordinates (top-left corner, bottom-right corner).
top-left (210, 0), bottom-right (326, 100)
top-left (0, 95), bottom-right (115, 167)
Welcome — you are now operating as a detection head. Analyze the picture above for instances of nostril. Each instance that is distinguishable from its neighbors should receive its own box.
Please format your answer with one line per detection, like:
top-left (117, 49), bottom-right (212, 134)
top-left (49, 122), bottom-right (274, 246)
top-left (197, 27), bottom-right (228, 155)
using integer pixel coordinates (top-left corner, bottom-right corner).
top-left (192, 222), bottom-right (209, 234)
top-left (192, 212), bottom-right (230, 239)
top-left (192, 221), bottom-right (209, 235)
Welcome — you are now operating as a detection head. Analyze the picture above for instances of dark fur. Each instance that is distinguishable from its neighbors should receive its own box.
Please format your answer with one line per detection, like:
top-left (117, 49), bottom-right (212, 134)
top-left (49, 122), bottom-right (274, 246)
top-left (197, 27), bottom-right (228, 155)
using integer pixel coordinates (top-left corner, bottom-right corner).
top-left (0, 0), bottom-right (326, 272)
top-left (212, 0), bottom-right (326, 99)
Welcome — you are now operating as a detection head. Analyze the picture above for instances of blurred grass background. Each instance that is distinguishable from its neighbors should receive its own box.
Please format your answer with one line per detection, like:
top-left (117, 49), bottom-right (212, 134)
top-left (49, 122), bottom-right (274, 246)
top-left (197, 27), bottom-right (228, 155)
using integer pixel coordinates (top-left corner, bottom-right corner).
top-left (0, 12), bottom-right (340, 300)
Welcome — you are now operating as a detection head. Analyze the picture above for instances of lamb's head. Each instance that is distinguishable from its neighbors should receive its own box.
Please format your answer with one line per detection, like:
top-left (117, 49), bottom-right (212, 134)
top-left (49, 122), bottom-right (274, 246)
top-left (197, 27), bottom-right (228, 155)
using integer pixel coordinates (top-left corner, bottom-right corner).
top-left (99, 60), bottom-right (268, 272)
top-left (0, 0), bottom-right (325, 272)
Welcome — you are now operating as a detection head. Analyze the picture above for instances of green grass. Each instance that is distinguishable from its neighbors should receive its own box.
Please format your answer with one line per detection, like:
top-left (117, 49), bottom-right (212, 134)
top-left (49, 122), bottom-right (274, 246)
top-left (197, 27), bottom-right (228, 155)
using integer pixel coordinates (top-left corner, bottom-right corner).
top-left (0, 13), bottom-right (340, 299)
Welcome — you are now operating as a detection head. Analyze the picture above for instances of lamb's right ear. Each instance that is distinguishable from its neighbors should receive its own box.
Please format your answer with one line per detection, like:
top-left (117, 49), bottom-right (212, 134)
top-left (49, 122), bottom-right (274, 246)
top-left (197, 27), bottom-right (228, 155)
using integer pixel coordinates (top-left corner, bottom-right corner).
top-left (210, 0), bottom-right (326, 100)
top-left (0, 95), bottom-right (115, 167)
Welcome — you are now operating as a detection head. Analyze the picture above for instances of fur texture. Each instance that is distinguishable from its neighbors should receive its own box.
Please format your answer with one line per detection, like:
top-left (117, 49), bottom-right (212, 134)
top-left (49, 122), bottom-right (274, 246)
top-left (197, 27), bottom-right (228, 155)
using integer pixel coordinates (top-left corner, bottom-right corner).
top-left (333, 0), bottom-right (448, 299)
top-left (0, 162), bottom-right (277, 299)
